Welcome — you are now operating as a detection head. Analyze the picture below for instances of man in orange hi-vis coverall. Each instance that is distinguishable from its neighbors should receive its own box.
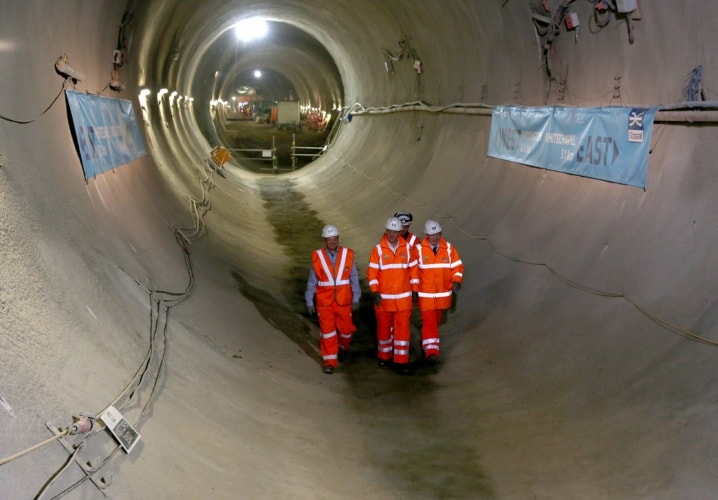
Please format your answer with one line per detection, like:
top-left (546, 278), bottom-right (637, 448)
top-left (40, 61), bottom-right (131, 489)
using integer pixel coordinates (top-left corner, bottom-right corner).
top-left (416, 220), bottom-right (464, 363)
top-left (305, 224), bottom-right (361, 374)
top-left (367, 217), bottom-right (418, 374)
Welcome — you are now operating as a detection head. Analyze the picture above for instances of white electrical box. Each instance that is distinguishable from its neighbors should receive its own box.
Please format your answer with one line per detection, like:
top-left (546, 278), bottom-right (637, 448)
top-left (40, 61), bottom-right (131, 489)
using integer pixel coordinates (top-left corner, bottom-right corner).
top-left (616, 0), bottom-right (638, 12)
top-left (99, 405), bottom-right (141, 454)
top-left (564, 12), bottom-right (580, 30)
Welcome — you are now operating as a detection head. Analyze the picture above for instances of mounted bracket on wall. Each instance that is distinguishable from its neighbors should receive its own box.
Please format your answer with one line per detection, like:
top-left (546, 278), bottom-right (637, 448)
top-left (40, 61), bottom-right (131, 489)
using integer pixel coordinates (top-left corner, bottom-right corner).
top-left (55, 53), bottom-right (85, 82)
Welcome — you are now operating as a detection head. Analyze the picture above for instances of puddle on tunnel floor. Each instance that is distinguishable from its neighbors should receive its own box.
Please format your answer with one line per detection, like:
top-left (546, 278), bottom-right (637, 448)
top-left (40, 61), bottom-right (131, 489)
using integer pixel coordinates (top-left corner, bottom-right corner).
top-left (229, 178), bottom-right (494, 498)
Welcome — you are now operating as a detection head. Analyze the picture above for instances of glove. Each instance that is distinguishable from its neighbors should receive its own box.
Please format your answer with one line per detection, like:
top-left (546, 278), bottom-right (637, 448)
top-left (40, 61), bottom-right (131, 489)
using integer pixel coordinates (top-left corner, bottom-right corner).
top-left (351, 301), bottom-right (360, 312)
top-left (412, 291), bottom-right (419, 303)
top-left (452, 282), bottom-right (462, 293)
top-left (306, 305), bottom-right (316, 316)
top-left (372, 292), bottom-right (382, 306)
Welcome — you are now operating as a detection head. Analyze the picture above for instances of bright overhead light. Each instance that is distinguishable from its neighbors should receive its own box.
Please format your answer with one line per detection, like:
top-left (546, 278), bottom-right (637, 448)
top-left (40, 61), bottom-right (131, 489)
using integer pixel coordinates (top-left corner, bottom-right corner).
top-left (254, 70), bottom-right (262, 78)
top-left (234, 18), bottom-right (268, 42)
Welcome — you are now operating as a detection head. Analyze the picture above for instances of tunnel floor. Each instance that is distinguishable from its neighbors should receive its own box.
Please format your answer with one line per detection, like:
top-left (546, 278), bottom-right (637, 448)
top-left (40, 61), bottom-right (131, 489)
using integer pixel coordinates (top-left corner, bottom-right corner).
top-left (221, 178), bottom-right (494, 498)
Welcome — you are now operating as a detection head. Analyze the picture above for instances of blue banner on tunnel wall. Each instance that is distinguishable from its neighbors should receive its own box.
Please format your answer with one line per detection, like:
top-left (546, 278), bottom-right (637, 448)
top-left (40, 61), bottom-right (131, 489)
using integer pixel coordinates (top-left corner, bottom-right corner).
top-left (65, 90), bottom-right (147, 180)
top-left (487, 105), bottom-right (658, 188)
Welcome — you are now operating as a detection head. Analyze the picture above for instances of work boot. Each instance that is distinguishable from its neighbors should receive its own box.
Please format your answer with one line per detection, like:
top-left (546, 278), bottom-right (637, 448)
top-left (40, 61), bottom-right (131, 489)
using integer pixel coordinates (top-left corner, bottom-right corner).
top-left (395, 364), bottom-right (410, 375)
top-left (323, 366), bottom-right (334, 374)
top-left (427, 354), bottom-right (438, 365)
top-left (338, 348), bottom-right (347, 363)
top-left (377, 359), bottom-right (389, 369)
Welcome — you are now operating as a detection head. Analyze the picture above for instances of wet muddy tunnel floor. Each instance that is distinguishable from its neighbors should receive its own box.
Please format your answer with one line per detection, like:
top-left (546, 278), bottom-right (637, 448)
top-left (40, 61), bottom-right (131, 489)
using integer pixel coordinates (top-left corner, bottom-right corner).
top-left (229, 178), bottom-right (494, 498)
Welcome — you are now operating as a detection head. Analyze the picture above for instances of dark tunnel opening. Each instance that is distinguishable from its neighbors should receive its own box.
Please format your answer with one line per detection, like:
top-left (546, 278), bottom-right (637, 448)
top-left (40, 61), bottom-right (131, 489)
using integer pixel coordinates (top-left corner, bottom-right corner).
top-left (192, 19), bottom-right (344, 171)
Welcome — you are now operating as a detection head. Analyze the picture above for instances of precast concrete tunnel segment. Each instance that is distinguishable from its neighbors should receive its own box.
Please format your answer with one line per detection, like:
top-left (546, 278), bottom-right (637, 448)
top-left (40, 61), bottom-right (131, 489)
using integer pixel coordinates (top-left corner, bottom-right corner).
top-left (3, 1), bottom-right (718, 498)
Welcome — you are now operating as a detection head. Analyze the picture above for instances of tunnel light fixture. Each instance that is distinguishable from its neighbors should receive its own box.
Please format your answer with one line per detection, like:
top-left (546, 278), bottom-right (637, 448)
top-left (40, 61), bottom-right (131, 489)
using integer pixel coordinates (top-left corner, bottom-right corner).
top-left (139, 89), bottom-right (151, 111)
top-left (157, 88), bottom-right (168, 104)
top-left (234, 18), bottom-right (268, 42)
top-left (254, 70), bottom-right (262, 79)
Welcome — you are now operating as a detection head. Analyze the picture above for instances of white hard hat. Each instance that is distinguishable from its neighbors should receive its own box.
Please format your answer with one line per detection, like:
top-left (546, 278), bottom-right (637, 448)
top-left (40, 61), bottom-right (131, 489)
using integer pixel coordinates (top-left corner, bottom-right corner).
top-left (394, 211), bottom-right (413, 226)
top-left (321, 224), bottom-right (339, 238)
top-left (385, 217), bottom-right (402, 231)
top-left (424, 220), bottom-right (442, 235)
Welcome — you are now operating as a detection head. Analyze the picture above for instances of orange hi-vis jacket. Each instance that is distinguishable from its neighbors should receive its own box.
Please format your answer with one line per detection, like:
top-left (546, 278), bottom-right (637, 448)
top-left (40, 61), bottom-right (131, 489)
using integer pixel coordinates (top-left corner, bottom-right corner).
top-left (405, 231), bottom-right (419, 247)
top-left (368, 235), bottom-right (418, 312)
top-left (312, 247), bottom-right (355, 306)
top-left (417, 237), bottom-right (464, 310)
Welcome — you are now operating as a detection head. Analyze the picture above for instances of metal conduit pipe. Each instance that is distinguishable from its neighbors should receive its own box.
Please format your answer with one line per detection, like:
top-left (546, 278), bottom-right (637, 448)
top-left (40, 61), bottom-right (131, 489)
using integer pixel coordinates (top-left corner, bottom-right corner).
top-left (654, 111), bottom-right (718, 123)
top-left (352, 103), bottom-right (718, 123)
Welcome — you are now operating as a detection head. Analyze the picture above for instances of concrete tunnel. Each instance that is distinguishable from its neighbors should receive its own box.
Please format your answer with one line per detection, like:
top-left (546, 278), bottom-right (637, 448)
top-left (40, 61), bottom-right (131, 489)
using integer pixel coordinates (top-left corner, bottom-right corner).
top-left (3, 0), bottom-right (718, 498)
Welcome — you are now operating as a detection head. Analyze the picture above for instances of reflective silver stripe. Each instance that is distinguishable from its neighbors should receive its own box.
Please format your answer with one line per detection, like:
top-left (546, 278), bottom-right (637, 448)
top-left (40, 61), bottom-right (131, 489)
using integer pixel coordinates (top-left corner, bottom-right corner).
top-left (317, 248), bottom-right (351, 286)
top-left (369, 279), bottom-right (379, 286)
top-left (324, 354), bottom-right (338, 361)
top-left (380, 291), bottom-right (412, 300)
top-left (335, 249), bottom-right (350, 285)
top-left (418, 291), bottom-right (452, 298)
top-left (321, 330), bottom-right (337, 339)
top-left (422, 338), bottom-right (440, 349)
top-left (316, 249), bottom-right (335, 286)
top-left (379, 335), bottom-right (394, 351)
top-left (420, 262), bottom-right (451, 269)
top-left (381, 263), bottom-right (409, 270)
top-left (376, 242), bottom-right (412, 270)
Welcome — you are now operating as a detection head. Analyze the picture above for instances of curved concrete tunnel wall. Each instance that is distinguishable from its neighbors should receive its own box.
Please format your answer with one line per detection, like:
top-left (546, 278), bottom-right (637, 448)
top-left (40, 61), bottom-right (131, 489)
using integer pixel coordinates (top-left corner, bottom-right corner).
top-left (3, 0), bottom-right (718, 498)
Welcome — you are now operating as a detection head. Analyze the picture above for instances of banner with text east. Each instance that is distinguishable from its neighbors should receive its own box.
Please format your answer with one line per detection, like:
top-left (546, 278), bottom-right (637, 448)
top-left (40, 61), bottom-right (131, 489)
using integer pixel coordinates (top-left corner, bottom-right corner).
top-left (65, 90), bottom-right (147, 180)
top-left (487, 105), bottom-right (657, 188)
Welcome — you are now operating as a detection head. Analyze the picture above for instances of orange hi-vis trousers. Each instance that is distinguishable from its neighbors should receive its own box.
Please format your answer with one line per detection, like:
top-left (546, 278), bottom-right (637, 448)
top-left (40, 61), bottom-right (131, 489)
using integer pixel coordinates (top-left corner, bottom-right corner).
top-left (420, 309), bottom-right (443, 358)
top-left (375, 308), bottom-right (411, 364)
top-left (317, 302), bottom-right (355, 368)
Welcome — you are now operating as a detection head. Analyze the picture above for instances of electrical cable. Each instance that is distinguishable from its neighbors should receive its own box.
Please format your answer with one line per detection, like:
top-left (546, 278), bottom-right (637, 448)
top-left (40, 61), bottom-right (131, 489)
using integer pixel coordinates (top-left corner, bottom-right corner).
top-left (31, 158), bottom-right (210, 497)
top-left (34, 442), bottom-right (84, 500)
top-left (0, 429), bottom-right (69, 466)
top-left (0, 82), bottom-right (67, 124)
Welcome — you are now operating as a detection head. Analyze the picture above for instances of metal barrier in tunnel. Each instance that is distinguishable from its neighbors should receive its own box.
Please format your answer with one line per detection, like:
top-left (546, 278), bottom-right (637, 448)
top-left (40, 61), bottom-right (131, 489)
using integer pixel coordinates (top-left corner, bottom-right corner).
top-left (227, 136), bottom-right (279, 173)
top-left (291, 133), bottom-right (325, 169)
